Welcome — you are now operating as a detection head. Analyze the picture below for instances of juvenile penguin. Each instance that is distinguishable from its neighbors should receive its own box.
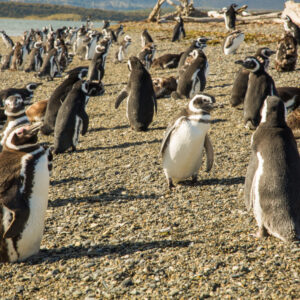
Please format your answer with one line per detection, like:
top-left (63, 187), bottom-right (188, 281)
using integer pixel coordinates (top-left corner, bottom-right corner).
top-left (235, 56), bottom-right (277, 129)
top-left (160, 94), bottom-right (215, 189)
top-left (53, 80), bottom-right (89, 154)
top-left (24, 42), bottom-right (43, 73)
top-left (230, 47), bottom-right (275, 107)
top-left (0, 30), bottom-right (14, 49)
top-left (41, 68), bottom-right (88, 135)
top-left (115, 56), bottom-right (157, 131)
top-left (172, 49), bottom-right (208, 99)
top-left (152, 52), bottom-right (184, 69)
top-left (87, 45), bottom-right (107, 83)
top-left (222, 4), bottom-right (238, 31)
top-left (141, 29), bottom-right (154, 48)
top-left (0, 123), bottom-right (51, 262)
top-left (283, 15), bottom-right (300, 45)
top-left (222, 30), bottom-right (244, 55)
top-left (153, 76), bottom-right (177, 99)
top-left (138, 43), bottom-right (156, 70)
top-left (244, 96), bottom-right (300, 242)
top-left (26, 100), bottom-right (48, 123)
top-left (172, 16), bottom-right (186, 42)
top-left (115, 35), bottom-right (132, 63)
top-left (37, 48), bottom-right (61, 79)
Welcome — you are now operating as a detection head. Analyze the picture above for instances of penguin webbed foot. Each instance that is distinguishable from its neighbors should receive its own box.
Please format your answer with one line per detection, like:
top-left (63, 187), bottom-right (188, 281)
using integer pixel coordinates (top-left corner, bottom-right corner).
top-left (191, 175), bottom-right (197, 185)
top-left (168, 178), bottom-right (174, 190)
top-left (251, 226), bottom-right (269, 239)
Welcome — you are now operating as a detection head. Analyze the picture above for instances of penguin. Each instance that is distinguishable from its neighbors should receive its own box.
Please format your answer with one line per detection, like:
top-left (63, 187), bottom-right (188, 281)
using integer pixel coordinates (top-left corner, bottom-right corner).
top-left (102, 20), bottom-right (110, 30)
top-left (0, 30), bottom-right (14, 49)
top-left (0, 82), bottom-right (42, 106)
top-left (277, 87), bottom-right (300, 112)
top-left (235, 56), bottom-right (277, 129)
top-left (37, 48), bottom-right (61, 80)
top-left (153, 76), bottom-right (177, 99)
top-left (275, 32), bottom-right (298, 72)
top-left (172, 16), bottom-right (186, 42)
top-left (222, 4), bottom-right (238, 31)
top-left (138, 43), bottom-right (156, 70)
top-left (160, 94), bottom-right (215, 189)
top-left (114, 24), bottom-right (124, 41)
top-left (115, 35), bottom-right (132, 63)
top-left (222, 30), bottom-right (244, 55)
top-left (0, 122), bottom-right (51, 262)
top-left (244, 96), bottom-right (300, 242)
top-left (53, 80), bottom-right (89, 154)
top-left (115, 56), bottom-right (157, 131)
top-left (10, 42), bottom-right (23, 71)
top-left (24, 42), bottom-right (43, 73)
top-left (87, 45), bottom-right (107, 83)
top-left (178, 37), bottom-right (208, 70)
top-left (230, 47), bottom-right (276, 107)
top-left (152, 52), bottom-right (184, 69)
top-left (0, 95), bottom-right (30, 149)
top-left (41, 68), bottom-right (88, 135)
top-left (141, 29), bottom-right (154, 48)
top-left (0, 49), bottom-right (14, 71)
top-left (287, 107), bottom-right (300, 138)
top-left (172, 49), bottom-right (208, 99)
top-left (26, 100), bottom-right (48, 123)
top-left (283, 15), bottom-right (300, 45)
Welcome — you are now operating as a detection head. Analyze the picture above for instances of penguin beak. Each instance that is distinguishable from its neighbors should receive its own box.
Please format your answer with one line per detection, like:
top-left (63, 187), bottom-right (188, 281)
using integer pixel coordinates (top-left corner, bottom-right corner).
top-left (234, 60), bottom-right (244, 65)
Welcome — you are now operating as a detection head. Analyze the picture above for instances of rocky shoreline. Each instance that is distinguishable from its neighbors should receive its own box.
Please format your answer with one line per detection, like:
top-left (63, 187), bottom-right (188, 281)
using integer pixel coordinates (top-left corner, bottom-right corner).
top-left (0, 21), bottom-right (299, 299)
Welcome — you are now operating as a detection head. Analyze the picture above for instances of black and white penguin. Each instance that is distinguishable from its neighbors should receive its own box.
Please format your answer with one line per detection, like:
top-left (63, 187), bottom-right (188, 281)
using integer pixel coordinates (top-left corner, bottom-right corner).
top-left (222, 30), bottom-right (244, 55)
top-left (153, 76), bottom-right (177, 99)
top-left (0, 30), bottom-right (14, 49)
top-left (141, 29), bottom-right (154, 48)
top-left (87, 45), bottom-right (107, 83)
top-left (230, 47), bottom-right (275, 107)
top-left (114, 24), bottom-right (124, 41)
top-left (152, 52), bottom-right (184, 69)
top-left (275, 32), bottom-right (298, 72)
top-left (0, 122), bottom-right (51, 262)
top-left (24, 42), bottom-right (43, 73)
top-left (283, 15), bottom-right (300, 45)
top-left (138, 43), bottom-right (156, 70)
top-left (160, 94), bottom-right (215, 189)
top-left (172, 16), bottom-right (186, 42)
top-left (277, 87), bottom-right (300, 112)
top-left (102, 20), bottom-right (110, 30)
top-left (0, 82), bottom-right (42, 106)
top-left (221, 4), bottom-right (238, 31)
top-left (178, 37), bottom-right (208, 70)
top-left (41, 68), bottom-right (88, 135)
top-left (115, 35), bottom-right (132, 63)
top-left (172, 49), bottom-right (208, 99)
top-left (37, 48), bottom-right (61, 79)
top-left (244, 96), bottom-right (300, 242)
top-left (53, 80), bottom-right (89, 154)
top-left (235, 56), bottom-right (277, 129)
top-left (115, 56), bottom-right (157, 131)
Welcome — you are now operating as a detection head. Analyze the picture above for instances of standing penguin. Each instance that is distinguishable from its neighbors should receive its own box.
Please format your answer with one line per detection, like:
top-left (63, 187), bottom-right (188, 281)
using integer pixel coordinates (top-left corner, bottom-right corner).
top-left (221, 4), bottom-right (238, 31)
top-left (222, 30), bottom-right (244, 55)
top-left (114, 24), bottom-right (124, 42)
top-left (160, 94), bottom-right (215, 189)
top-left (141, 29), bottom-right (154, 48)
top-left (115, 56), bottom-right (157, 131)
top-left (53, 80), bottom-right (89, 154)
top-left (87, 45), bottom-right (107, 83)
top-left (172, 16), bottom-right (186, 42)
top-left (138, 43), bottom-right (156, 70)
top-left (0, 30), bottom-right (14, 49)
top-left (244, 96), bottom-right (300, 242)
top-left (172, 49), bottom-right (208, 99)
top-left (41, 68), bottom-right (88, 135)
top-left (24, 41), bottom-right (43, 73)
top-left (37, 47), bottom-right (61, 79)
top-left (235, 56), bottom-right (277, 129)
top-left (230, 47), bottom-right (275, 107)
top-left (283, 15), bottom-right (300, 45)
top-left (115, 35), bottom-right (132, 63)
top-left (0, 123), bottom-right (51, 262)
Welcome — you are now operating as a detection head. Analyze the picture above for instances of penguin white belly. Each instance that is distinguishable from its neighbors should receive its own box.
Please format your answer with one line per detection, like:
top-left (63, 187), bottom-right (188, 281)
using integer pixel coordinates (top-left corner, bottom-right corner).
top-left (73, 115), bottom-right (83, 147)
top-left (224, 34), bottom-right (244, 55)
top-left (163, 120), bottom-right (209, 180)
top-left (87, 39), bottom-right (96, 60)
top-left (16, 152), bottom-right (49, 261)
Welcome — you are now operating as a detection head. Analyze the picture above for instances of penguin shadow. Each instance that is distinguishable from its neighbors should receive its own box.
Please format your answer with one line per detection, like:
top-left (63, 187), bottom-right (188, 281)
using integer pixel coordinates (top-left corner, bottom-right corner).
top-left (76, 138), bottom-right (161, 153)
top-left (23, 239), bottom-right (193, 265)
top-left (105, 82), bottom-right (127, 87)
top-left (207, 83), bottom-right (232, 89)
top-left (50, 176), bottom-right (92, 187)
top-left (180, 176), bottom-right (245, 188)
top-left (211, 119), bottom-right (227, 124)
top-left (49, 187), bottom-right (158, 208)
top-left (88, 124), bottom-right (129, 133)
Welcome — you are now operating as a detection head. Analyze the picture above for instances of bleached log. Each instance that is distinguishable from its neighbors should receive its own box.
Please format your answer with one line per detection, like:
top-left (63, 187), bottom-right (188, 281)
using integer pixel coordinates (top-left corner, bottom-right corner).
top-left (282, 0), bottom-right (300, 26)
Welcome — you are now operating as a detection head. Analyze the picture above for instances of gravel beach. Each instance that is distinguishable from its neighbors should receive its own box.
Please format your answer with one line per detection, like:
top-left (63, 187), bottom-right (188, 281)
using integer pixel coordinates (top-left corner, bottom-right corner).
top-left (0, 20), bottom-right (299, 299)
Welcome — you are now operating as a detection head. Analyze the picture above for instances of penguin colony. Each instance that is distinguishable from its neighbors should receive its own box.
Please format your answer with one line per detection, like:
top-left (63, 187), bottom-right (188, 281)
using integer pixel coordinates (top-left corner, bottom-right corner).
top-left (0, 5), bottom-right (300, 263)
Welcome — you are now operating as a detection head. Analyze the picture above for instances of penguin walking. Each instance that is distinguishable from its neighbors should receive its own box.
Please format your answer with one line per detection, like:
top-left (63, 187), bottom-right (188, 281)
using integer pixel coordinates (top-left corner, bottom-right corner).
top-left (172, 49), bottom-right (208, 99)
top-left (230, 47), bottom-right (275, 107)
top-left (115, 56), bottom-right (157, 131)
top-left (152, 52), bottom-right (184, 69)
top-left (53, 80), bottom-right (89, 154)
top-left (222, 30), bottom-right (244, 55)
top-left (0, 123), bottom-right (51, 262)
top-left (141, 29), bottom-right (154, 48)
top-left (115, 35), bottom-right (132, 63)
top-left (235, 56), bottom-right (277, 129)
top-left (138, 43), bottom-right (156, 70)
top-left (160, 94), bottom-right (215, 189)
top-left (244, 96), bottom-right (300, 242)
top-left (172, 16), bottom-right (186, 42)
top-left (221, 4), bottom-right (238, 31)
top-left (283, 15), bottom-right (300, 45)
top-left (24, 42), bottom-right (43, 73)
top-left (41, 68), bottom-right (88, 135)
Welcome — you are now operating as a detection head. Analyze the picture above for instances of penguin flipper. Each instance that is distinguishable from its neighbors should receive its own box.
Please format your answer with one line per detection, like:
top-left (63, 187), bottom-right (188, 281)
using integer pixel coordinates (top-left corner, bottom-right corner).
top-left (182, 27), bottom-right (186, 38)
top-left (204, 134), bottom-right (214, 172)
top-left (78, 109), bottom-right (89, 135)
top-left (115, 89), bottom-right (128, 109)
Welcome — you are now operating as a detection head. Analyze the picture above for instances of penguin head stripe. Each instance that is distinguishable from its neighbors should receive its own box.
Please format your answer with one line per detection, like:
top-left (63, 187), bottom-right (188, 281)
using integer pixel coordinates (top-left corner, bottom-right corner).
top-left (81, 82), bottom-right (89, 94)
top-left (242, 57), bottom-right (261, 72)
top-left (189, 94), bottom-right (215, 113)
top-left (260, 47), bottom-right (275, 58)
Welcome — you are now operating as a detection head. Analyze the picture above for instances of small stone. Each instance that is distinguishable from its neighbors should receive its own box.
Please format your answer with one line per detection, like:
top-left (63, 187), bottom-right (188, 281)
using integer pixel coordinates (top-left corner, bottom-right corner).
top-left (122, 277), bottom-right (134, 287)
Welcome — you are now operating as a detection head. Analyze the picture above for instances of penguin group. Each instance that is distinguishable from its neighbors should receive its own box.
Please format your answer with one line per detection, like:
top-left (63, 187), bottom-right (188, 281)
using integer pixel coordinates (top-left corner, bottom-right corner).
top-left (0, 6), bottom-right (300, 263)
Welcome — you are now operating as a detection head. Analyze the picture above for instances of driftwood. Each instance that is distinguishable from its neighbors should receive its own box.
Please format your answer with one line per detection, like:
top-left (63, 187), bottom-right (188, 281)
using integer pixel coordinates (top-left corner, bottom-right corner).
top-left (282, 0), bottom-right (300, 26)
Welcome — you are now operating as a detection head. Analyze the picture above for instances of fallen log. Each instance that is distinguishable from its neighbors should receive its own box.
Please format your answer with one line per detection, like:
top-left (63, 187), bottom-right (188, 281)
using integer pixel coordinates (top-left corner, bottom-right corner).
top-left (282, 0), bottom-right (300, 26)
